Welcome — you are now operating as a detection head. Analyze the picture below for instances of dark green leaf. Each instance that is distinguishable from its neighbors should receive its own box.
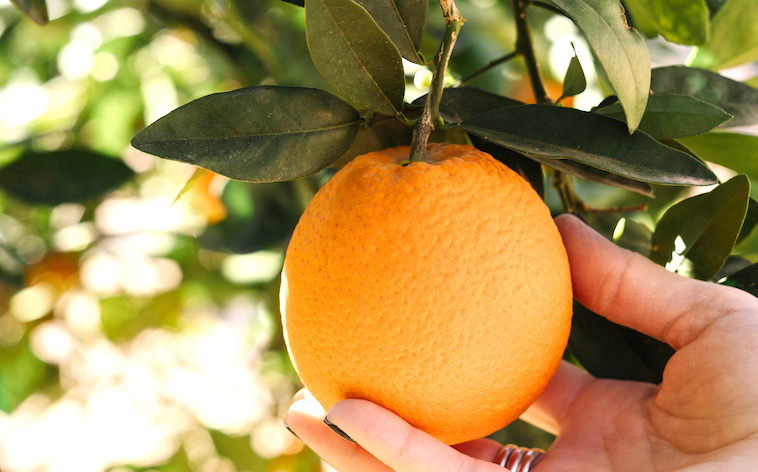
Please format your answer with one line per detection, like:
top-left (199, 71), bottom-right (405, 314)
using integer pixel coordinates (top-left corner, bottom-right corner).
top-left (131, 86), bottom-right (361, 183)
top-left (354, 0), bottom-right (427, 64)
top-left (412, 87), bottom-right (524, 124)
top-left (650, 174), bottom-right (750, 280)
top-left (0, 150), bottom-right (134, 205)
top-left (549, 0), bottom-right (650, 133)
top-left (9, 0), bottom-right (48, 25)
top-left (595, 93), bottom-right (733, 139)
top-left (535, 156), bottom-right (653, 196)
top-left (689, 0), bottom-right (758, 70)
top-left (622, 0), bottom-right (709, 45)
top-left (560, 45), bottom-right (587, 100)
top-left (712, 256), bottom-right (752, 282)
top-left (467, 136), bottom-right (544, 199)
top-left (705, 0), bottom-right (727, 15)
top-left (569, 300), bottom-right (674, 383)
top-left (281, 0), bottom-right (304, 6)
top-left (678, 132), bottom-right (758, 180)
top-left (459, 104), bottom-right (717, 186)
top-left (651, 66), bottom-right (758, 128)
top-left (306, 0), bottom-right (405, 115)
top-left (721, 262), bottom-right (758, 296)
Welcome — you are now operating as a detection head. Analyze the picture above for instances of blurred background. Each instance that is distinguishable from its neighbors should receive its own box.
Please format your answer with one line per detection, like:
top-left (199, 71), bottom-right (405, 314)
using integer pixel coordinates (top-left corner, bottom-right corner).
top-left (0, 0), bottom-right (756, 471)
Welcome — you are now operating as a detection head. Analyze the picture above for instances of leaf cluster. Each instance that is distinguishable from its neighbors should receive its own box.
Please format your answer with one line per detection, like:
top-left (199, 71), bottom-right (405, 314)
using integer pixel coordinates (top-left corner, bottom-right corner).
top-left (131, 0), bottom-right (758, 385)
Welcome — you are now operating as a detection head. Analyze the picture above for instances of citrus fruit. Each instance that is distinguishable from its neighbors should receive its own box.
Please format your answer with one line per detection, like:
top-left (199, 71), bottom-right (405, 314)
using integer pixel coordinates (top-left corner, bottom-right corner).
top-left (280, 143), bottom-right (572, 445)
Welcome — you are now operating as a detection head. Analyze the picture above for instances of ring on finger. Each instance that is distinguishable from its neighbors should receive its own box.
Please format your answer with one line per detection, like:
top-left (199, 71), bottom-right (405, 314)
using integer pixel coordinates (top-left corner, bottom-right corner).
top-left (493, 444), bottom-right (544, 471)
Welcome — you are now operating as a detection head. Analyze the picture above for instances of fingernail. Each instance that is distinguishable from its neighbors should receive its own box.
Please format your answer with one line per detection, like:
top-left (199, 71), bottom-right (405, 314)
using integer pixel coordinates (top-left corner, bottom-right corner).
top-left (324, 417), bottom-right (357, 443)
top-left (283, 420), bottom-right (301, 441)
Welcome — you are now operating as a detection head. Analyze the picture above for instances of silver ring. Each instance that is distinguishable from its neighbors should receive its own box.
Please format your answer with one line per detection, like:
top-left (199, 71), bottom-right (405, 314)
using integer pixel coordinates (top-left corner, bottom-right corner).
top-left (494, 444), bottom-right (544, 471)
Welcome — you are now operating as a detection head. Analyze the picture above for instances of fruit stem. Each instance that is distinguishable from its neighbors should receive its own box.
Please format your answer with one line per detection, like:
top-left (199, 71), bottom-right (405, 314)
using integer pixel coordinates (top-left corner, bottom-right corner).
top-left (409, 0), bottom-right (464, 162)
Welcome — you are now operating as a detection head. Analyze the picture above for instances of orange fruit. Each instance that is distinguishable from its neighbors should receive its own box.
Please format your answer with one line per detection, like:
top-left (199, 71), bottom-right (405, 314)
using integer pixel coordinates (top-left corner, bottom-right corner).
top-left (280, 143), bottom-right (572, 445)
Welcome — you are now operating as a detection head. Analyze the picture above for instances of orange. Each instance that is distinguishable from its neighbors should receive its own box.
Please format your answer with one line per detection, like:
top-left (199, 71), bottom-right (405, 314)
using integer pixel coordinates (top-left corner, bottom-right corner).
top-left (280, 143), bottom-right (572, 445)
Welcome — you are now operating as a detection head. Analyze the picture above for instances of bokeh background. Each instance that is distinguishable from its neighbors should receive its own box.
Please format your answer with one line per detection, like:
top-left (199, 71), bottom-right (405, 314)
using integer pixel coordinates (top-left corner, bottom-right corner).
top-left (0, 0), bottom-right (756, 471)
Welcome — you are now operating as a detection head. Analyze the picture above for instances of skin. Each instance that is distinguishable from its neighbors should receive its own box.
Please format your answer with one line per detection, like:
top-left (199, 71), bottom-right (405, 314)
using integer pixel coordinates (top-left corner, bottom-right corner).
top-left (285, 214), bottom-right (758, 471)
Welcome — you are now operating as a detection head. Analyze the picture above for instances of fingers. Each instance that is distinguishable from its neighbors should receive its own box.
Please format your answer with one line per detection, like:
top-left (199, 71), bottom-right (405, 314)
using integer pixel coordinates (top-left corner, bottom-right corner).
top-left (324, 399), bottom-right (506, 472)
top-left (285, 392), bottom-right (393, 472)
top-left (520, 360), bottom-right (593, 434)
top-left (286, 392), bottom-right (506, 472)
top-left (555, 214), bottom-right (758, 349)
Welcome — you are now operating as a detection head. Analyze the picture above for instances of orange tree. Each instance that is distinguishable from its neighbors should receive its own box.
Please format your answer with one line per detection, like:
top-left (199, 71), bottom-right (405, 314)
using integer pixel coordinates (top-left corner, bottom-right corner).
top-left (2, 0), bottom-right (758, 470)
top-left (131, 0), bottom-right (758, 388)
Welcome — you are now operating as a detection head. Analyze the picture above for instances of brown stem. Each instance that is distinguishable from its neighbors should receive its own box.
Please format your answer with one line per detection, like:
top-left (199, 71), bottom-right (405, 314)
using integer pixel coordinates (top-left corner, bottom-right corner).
top-left (512, 0), bottom-right (551, 105)
top-left (409, 1), bottom-right (464, 162)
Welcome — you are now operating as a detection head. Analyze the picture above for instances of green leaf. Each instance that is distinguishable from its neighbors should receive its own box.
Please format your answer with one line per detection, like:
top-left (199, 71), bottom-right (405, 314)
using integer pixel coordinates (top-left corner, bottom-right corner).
top-left (595, 93), bottom-right (733, 139)
top-left (531, 154), bottom-right (653, 196)
top-left (9, 0), bottom-right (48, 25)
top-left (650, 174), bottom-right (750, 280)
top-left (678, 132), bottom-right (758, 180)
top-left (412, 87), bottom-right (524, 124)
top-left (622, 0), bottom-right (709, 45)
top-left (560, 44), bottom-right (587, 101)
top-left (549, 0), bottom-right (650, 133)
top-left (689, 0), bottom-right (758, 70)
top-left (354, 0), bottom-right (427, 64)
top-left (569, 300), bottom-right (674, 383)
top-left (306, 0), bottom-right (405, 115)
top-left (459, 104), bottom-right (717, 186)
top-left (0, 150), bottom-right (134, 205)
top-left (651, 66), bottom-right (758, 128)
top-left (131, 86), bottom-right (361, 183)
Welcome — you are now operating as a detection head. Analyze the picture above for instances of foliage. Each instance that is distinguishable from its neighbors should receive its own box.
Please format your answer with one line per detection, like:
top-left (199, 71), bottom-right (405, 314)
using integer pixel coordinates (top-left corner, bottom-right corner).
top-left (1, 0), bottom-right (758, 470)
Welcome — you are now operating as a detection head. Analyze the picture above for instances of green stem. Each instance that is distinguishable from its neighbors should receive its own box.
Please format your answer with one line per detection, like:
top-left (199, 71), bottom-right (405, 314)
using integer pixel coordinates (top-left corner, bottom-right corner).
top-left (409, 0), bottom-right (464, 162)
top-left (455, 51), bottom-right (519, 87)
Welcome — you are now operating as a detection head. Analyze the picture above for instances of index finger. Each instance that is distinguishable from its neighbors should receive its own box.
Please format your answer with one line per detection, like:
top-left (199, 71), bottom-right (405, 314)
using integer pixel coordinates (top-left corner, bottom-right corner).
top-left (555, 214), bottom-right (758, 350)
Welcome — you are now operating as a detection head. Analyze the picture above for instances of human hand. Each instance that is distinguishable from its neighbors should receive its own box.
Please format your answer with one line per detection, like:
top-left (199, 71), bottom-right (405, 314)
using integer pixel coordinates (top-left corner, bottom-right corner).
top-left (284, 214), bottom-right (758, 471)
